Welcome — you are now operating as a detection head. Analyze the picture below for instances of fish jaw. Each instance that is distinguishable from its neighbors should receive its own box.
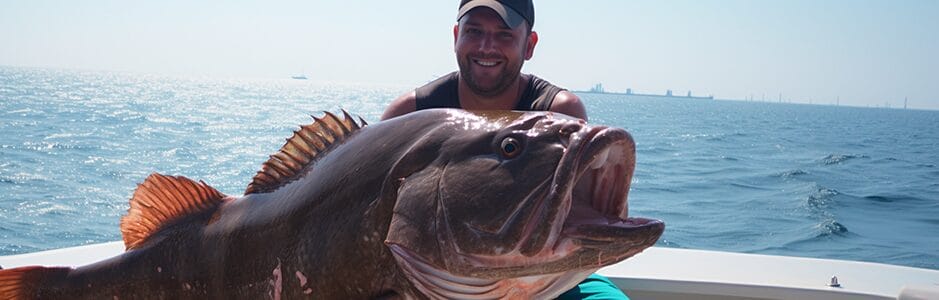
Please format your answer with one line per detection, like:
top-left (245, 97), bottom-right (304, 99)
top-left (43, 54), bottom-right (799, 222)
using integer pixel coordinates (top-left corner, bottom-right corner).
top-left (558, 126), bottom-right (665, 262)
top-left (387, 243), bottom-right (592, 299)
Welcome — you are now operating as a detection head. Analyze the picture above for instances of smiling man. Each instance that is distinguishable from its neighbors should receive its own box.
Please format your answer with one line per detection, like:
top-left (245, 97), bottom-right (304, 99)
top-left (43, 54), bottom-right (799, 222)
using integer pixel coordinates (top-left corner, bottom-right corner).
top-left (382, 1), bottom-right (628, 299)
top-left (381, 0), bottom-right (586, 122)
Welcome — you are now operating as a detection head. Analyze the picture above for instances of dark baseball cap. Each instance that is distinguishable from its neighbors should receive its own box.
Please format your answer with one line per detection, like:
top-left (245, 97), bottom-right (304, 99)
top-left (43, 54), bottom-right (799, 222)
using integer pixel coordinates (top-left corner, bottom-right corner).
top-left (458, 0), bottom-right (534, 29)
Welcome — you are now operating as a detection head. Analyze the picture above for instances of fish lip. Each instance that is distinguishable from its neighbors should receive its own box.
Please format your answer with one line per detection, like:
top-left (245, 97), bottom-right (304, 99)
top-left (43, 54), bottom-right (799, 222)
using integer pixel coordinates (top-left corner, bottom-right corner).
top-left (558, 126), bottom-right (664, 249)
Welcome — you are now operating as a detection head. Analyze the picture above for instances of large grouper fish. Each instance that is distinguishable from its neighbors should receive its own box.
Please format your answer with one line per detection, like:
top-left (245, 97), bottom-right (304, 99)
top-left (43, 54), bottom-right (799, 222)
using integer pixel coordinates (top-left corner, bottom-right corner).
top-left (0, 108), bottom-right (664, 299)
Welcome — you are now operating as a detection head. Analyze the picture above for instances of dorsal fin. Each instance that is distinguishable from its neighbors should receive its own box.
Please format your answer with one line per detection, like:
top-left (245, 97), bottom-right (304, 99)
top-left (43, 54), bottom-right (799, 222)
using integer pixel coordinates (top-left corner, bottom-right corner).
top-left (120, 173), bottom-right (227, 250)
top-left (245, 110), bottom-right (365, 195)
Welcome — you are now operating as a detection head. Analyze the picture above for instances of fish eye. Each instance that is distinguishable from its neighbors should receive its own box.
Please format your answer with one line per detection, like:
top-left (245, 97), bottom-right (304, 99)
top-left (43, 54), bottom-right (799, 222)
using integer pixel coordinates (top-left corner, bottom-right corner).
top-left (500, 137), bottom-right (521, 158)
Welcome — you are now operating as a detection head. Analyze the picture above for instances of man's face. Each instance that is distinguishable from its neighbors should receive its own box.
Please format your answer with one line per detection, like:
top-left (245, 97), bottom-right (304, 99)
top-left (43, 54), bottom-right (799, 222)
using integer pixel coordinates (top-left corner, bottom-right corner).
top-left (454, 8), bottom-right (535, 98)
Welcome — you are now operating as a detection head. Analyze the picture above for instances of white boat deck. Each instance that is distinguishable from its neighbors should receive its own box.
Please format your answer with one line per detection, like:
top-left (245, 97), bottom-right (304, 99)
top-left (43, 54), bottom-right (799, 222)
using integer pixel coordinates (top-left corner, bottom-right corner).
top-left (602, 247), bottom-right (939, 300)
top-left (2, 243), bottom-right (938, 299)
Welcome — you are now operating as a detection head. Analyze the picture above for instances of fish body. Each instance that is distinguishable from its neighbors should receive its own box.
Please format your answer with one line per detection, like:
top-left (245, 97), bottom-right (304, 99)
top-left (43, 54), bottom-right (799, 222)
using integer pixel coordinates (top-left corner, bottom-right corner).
top-left (0, 109), bottom-right (664, 299)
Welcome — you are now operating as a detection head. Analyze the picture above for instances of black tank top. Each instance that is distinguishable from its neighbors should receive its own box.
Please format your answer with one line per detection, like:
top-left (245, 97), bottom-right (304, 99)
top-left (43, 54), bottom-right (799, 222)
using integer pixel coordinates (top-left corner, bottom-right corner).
top-left (414, 71), bottom-right (565, 111)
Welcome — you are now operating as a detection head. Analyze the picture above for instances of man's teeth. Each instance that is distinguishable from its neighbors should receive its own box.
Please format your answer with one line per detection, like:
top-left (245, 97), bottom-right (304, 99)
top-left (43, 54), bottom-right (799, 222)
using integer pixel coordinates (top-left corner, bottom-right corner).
top-left (475, 60), bottom-right (498, 67)
top-left (590, 148), bottom-right (610, 169)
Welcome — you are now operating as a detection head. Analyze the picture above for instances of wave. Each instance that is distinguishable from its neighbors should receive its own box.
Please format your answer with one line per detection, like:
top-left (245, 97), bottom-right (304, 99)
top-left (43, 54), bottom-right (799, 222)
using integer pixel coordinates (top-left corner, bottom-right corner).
top-left (654, 239), bottom-right (682, 248)
top-left (863, 194), bottom-right (928, 204)
top-left (705, 132), bottom-right (747, 142)
top-left (0, 172), bottom-right (47, 185)
top-left (770, 219), bottom-right (855, 252)
top-left (805, 186), bottom-right (840, 209)
top-left (638, 145), bottom-right (677, 155)
top-left (777, 169), bottom-right (808, 178)
top-left (21, 141), bottom-right (99, 152)
top-left (729, 182), bottom-right (774, 191)
top-left (814, 219), bottom-right (850, 238)
top-left (644, 186), bottom-right (679, 193)
top-left (820, 154), bottom-right (868, 165)
top-left (779, 219), bottom-right (853, 249)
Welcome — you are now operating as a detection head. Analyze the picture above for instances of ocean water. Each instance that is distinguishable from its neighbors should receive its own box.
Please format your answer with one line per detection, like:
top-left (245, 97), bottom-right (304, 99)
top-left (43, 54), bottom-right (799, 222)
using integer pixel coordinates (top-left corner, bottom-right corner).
top-left (1, 66), bottom-right (937, 271)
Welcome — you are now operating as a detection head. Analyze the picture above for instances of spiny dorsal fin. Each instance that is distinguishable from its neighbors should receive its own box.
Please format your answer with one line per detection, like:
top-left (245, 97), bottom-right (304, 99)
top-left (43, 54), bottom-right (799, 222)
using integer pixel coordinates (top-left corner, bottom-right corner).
top-left (245, 110), bottom-right (365, 194)
top-left (120, 173), bottom-right (227, 250)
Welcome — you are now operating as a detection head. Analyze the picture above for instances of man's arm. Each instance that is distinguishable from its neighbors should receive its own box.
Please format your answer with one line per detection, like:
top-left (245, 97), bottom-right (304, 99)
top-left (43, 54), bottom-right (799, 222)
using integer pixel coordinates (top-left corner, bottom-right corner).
top-left (381, 91), bottom-right (417, 121)
top-left (550, 91), bottom-right (588, 121)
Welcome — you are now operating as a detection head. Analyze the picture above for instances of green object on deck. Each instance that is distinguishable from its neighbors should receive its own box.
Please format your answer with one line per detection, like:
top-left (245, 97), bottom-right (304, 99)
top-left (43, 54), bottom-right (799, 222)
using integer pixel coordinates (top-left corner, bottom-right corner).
top-left (556, 273), bottom-right (629, 300)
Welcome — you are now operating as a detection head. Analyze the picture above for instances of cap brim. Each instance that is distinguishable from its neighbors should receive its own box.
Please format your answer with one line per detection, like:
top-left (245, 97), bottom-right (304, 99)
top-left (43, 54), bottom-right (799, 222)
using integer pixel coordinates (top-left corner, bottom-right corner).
top-left (457, 0), bottom-right (526, 28)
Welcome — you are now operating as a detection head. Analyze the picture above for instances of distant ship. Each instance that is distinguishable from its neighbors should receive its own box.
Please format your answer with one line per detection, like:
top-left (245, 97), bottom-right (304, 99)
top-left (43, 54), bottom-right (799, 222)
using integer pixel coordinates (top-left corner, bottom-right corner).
top-left (291, 75), bottom-right (308, 80)
top-left (575, 84), bottom-right (714, 100)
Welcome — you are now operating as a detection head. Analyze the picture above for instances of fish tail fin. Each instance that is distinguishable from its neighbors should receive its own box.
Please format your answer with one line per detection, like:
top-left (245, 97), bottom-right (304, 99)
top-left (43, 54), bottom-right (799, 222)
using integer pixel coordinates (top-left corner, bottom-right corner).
top-left (0, 266), bottom-right (71, 299)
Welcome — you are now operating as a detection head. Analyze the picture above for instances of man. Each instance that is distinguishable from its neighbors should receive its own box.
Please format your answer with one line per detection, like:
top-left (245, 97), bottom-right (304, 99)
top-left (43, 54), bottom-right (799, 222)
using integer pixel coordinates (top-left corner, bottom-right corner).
top-left (381, 0), bottom-right (586, 122)
top-left (381, 0), bottom-right (629, 299)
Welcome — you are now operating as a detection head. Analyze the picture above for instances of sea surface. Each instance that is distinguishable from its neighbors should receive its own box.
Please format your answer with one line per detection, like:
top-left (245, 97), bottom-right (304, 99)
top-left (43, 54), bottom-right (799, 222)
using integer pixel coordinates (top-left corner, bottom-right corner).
top-left (1, 66), bottom-right (937, 270)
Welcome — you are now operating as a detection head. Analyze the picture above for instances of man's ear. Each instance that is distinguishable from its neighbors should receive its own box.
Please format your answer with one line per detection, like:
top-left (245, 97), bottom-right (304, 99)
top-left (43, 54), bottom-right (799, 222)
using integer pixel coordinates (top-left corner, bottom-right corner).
top-left (453, 24), bottom-right (460, 45)
top-left (525, 31), bottom-right (538, 60)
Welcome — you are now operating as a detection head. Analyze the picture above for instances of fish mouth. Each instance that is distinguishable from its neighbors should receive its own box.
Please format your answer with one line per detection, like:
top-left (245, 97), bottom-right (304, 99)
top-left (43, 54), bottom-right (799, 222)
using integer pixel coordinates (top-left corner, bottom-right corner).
top-left (558, 126), bottom-right (664, 258)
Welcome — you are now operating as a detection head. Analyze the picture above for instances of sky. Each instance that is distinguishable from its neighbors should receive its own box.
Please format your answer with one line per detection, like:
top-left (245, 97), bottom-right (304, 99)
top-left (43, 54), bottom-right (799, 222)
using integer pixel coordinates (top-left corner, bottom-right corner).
top-left (2, 0), bottom-right (938, 109)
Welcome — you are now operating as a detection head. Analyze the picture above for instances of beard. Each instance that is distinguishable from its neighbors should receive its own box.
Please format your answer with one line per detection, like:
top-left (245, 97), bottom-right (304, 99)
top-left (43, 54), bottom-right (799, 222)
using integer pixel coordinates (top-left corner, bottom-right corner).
top-left (457, 53), bottom-right (524, 98)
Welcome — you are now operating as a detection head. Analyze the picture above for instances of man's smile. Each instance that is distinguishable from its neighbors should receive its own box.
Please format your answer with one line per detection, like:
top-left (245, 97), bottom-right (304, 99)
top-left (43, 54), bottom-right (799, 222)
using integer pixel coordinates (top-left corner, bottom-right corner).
top-left (473, 58), bottom-right (502, 67)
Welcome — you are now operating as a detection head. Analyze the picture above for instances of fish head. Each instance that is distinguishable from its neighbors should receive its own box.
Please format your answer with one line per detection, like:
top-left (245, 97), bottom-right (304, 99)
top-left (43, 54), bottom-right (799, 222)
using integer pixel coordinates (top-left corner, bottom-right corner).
top-left (383, 109), bottom-right (664, 298)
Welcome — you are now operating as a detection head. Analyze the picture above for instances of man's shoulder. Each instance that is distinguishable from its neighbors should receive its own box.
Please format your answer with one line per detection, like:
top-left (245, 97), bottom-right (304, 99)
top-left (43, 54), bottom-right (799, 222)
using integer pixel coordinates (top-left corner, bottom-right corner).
top-left (417, 72), bottom-right (460, 96)
top-left (553, 90), bottom-right (581, 103)
top-left (380, 90), bottom-right (417, 121)
top-left (381, 72), bottom-right (459, 121)
top-left (549, 90), bottom-right (587, 121)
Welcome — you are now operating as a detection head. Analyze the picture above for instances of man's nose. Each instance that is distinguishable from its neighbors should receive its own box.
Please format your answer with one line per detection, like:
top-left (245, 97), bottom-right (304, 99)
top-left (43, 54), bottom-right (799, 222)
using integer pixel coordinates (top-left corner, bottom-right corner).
top-left (478, 33), bottom-right (496, 52)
